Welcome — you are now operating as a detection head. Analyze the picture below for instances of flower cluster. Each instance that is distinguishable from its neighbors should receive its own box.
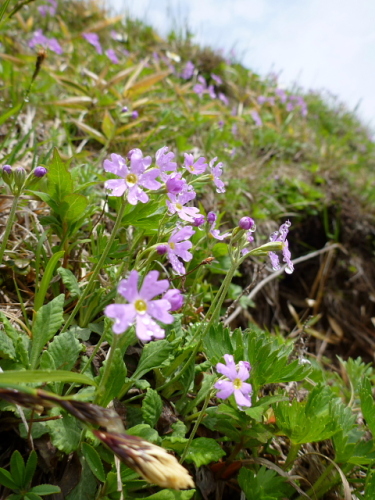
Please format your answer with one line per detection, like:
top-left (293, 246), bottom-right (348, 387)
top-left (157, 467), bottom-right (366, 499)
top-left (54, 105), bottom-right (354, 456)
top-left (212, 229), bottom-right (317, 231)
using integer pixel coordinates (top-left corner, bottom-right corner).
top-left (82, 33), bottom-right (119, 64)
top-left (193, 74), bottom-right (229, 107)
top-left (214, 354), bottom-right (253, 409)
top-left (29, 29), bottom-right (62, 54)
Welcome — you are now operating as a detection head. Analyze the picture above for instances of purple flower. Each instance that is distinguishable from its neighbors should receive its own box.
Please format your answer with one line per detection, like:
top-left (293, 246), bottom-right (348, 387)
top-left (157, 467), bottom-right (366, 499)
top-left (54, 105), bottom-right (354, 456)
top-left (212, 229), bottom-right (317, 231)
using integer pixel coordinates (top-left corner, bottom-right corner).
top-left (104, 270), bottom-right (173, 342)
top-left (131, 110), bottom-right (139, 119)
top-left (193, 76), bottom-right (207, 96)
top-left (251, 110), bottom-right (262, 127)
top-left (103, 150), bottom-right (161, 205)
top-left (29, 29), bottom-right (62, 54)
top-left (121, 106), bottom-right (128, 113)
top-left (33, 166), bottom-right (47, 178)
top-left (163, 289), bottom-right (184, 311)
top-left (211, 73), bottom-right (222, 85)
top-left (208, 157), bottom-right (225, 193)
top-left (208, 212), bottom-right (230, 240)
top-left (162, 226), bottom-right (195, 275)
top-left (275, 88), bottom-right (287, 103)
top-left (167, 192), bottom-right (200, 223)
top-left (181, 61), bottom-right (195, 80)
top-left (214, 354), bottom-right (252, 409)
top-left (156, 146), bottom-right (177, 173)
top-left (83, 33), bottom-right (102, 54)
top-left (106, 49), bottom-right (119, 64)
top-left (268, 220), bottom-right (294, 274)
top-left (165, 173), bottom-right (187, 195)
top-left (239, 217), bottom-right (255, 230)
top-left (192, 215), bottom-right (205, 227)
top-left (286, 101), bottom-right (294, 112)
top-left (207, 85), bottom-right (216, 99)
top-left (218, 92), bottom-right (229, 106)
top-left (184, 153), bottom-right (207, 175)
top-left (257, 95), bottom-right (267, 105)
top-left (2, 164), bottom-right (12, 174)
top-left (38, 0), bottom-right (57, 16)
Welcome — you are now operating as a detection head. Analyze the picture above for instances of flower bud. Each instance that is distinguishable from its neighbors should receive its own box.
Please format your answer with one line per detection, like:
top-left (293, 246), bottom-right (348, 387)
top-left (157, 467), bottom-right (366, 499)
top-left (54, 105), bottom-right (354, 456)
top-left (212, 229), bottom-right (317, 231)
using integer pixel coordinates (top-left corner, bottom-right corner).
top-left (13, 166), bottom-right (26, 190)
top-left (239, 216), bottom-right (255, 230)
top-left (2, 164), bottom-right (12, 175)
top-left (166, 176), bottom-right (185, 195)
top-left (121, 106), bottom-right (128, 113)
top-left (157, 245), bottom-right (168, 255)
top-left (192, 215), bottom-right (205, 227)
top-left (33, 166), bottom-right (48, 178)
top-left (131, 110), bottom-right (139, 119)
top-left (207, 211), bottom-right (216, 224)
top-left (163, 289), bottom-right (184, 311)
top-left (1, 165), bottom-right (13, 186)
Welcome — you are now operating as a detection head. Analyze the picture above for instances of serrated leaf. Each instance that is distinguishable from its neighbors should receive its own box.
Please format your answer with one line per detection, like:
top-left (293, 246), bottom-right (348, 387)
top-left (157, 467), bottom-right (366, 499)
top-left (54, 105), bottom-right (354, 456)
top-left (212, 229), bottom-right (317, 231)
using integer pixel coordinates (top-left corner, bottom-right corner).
top-left (24, 451), bottom-right (38, 487)
top-left (0, 467), bottom-right (17, 489)
top-left (141, 490), bottom-right (195, 500)
top-left (127, 424), bottom-right (160, 444)
top-left (57, 267), bottom-right (81, 298)
top-left (46, 148), bottom-right (73, 203)
top-left (360, 377), bottom-right (375, 436)
top-left (60, 194), bottom-right (88, 223)
top-left (30, 294), bottom-right (65, 369)
top-left (29, 484), bottom-right (61, 495)
top-left (81, 443), bottom-right (106, 482)
top-left (47, 330), bottom-right (82, 371)
top-left (132, 340), bottom-right (174, 380)
top-left (0, 328), bottom-right (16, 359)
top-left (96, 347), bottom-right (127, 407)
top-left (10, 450), bottom-right (25, 488)
top-left (46, 408), bottom-right (81, 453)
top-left (184, 437), bottom-right (225, 467)
top-left (142, 389), bottom-right (163, 427)
top-left (238, 466), bottom-right (292, 500)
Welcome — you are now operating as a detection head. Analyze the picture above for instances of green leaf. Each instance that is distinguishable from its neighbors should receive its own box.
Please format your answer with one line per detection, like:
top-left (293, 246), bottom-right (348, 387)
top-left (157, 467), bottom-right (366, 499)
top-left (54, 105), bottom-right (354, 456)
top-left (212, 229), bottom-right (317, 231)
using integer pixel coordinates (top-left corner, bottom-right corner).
top-left (142, 388), bottom-right (163, 427)
top-left (238, 466), bottom-right (293, 500)
top-left (96, 347), bottom-right (127, 407)
top-left (47, 330), bottom-right (82, 371)
top-left (0, 328), bottom-right (16, 359)
top-left (132, 340), bottom-right (174, 380)
top-left (57, 267), bottom-right (81, 298)
top-left (127, 424), bottom-right (160, 444)
top-left (24, 494), bottom-right (43, 500)
top-left (24, 451), bottom-right (38, 487)
top-left (184, 438), bottom-right (225, 467)
top-left (33, 255), bottom-right (65, 313)
top-left (141, 490), bottom-right (195, 500)
top-left (46, 408), bottom-right (81, 453)
top-left (364, 470), bottom-right (375, 499)
top-left (46, 148), bottom-right (73, 204)
top-left (0, 103), bottom-right (22, 127)
top-left (81, 443), bottom-right (106, 483)
top-left (10, 450), bottom-right (25, 488)
top-left (29, 484), bottom-right (61, 495)
top-left (360, 377), bottom-right (375, 436)
top-left (65, 455), bottom-right (98, 500)
top-left (0, 467), bottom-right (18, 489)
top-left (60, 194), bottom-right (88, 223)
top-left (102, 110), bottom-right (116, 139)
top-left (0, 370), bottom-right (96, 386)
top-left (30, 294), bottom-right (65, 369)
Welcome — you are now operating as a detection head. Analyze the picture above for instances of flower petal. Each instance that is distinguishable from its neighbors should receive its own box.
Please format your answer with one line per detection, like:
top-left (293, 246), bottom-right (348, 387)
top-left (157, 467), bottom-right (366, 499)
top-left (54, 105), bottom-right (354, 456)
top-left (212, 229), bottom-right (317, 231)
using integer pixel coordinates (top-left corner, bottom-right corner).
top-left (148, 299), bottom-right (174, 324)
top-left (168, 252), bottom-right (186, 275)
top-left (234, 389), bottom-right (251, 408)
top-left (136, 314), bottom-right (165, 342)
top-left (104, 304), bottom-right (135, 334)
top-left (139, 169), bottom-right (161, 190)
top-left (237, 361), bottom-right (250, 381)
top-left (214, 380), bottom-right (234, 399)
top-left (118, 271), bottom-right (139, 302)
top-left (216, 354), bottom-right (237, 380)
top-left (140, 270), bottom-right (169, 300)
top-left (169, 226), bottom-right (195, 244)
top-left (104, 179), bottom-right (126, 197)
top-left (103, 153), bottom-right (127, 177)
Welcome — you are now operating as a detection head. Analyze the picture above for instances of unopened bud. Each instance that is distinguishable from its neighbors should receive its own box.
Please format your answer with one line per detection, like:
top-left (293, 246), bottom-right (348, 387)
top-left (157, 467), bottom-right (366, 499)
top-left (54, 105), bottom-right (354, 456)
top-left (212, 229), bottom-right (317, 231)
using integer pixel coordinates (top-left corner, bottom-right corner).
top-left (239, 217), bottom-right (255, 230)
top-left (33, 166), bottom-right (48, 178)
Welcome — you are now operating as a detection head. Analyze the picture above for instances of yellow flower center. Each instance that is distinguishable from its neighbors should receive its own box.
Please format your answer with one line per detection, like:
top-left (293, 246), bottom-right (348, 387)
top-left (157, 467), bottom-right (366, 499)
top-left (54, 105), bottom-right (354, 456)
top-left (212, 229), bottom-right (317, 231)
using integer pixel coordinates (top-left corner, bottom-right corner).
top-left (175, 203), bottom-right (183, 210)
top-left (169, 242), bottom-right (176, 250)
top-left (209, 174), bottom-right (215, 180)
top-left (134, 299), bottom-right (147, 314)
top-left (126, 173), bottom-right (138, 186)
top-left (233, 378), bottom-right (243, 390)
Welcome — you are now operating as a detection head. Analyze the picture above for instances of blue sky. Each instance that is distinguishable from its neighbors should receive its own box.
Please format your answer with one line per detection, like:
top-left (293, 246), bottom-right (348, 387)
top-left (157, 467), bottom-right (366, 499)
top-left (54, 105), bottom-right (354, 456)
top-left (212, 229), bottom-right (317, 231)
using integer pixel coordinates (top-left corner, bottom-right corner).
top-left (106, 0), bottom-right (375, 128)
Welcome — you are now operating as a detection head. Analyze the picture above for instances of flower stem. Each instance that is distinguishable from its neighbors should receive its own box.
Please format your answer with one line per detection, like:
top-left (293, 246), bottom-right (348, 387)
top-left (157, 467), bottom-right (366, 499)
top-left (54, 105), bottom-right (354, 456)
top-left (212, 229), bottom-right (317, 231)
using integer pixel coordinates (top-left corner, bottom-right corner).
top-left (94, 333), bottom-right (120, 405)
top-left (284, 442), bottom-right (301, 470)
top-left (0, 194), bottom-right (20, 266)
top-left (180, 390), bottom-right (212, 463)
top-left (61, 198), bottom-right (127, 333)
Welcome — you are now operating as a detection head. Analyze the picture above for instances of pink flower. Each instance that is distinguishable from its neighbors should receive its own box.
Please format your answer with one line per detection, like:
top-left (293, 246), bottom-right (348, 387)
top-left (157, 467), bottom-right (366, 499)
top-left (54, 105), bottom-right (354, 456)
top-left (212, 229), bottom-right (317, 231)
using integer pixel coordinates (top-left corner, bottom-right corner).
top-left (104, 270), bottom-right (174, 342)
top-left (166, 192), bottom-right (200, 223)
top-left (103, 150), bottom-right (161, 205)
top-left (163, 289), bottom-right (184, 311)
top-left (28, 29), bottom-right (62, 54)
top-left (268, 220), bottom-right (293, 274)
top-left (106, 49), bottom-right (119, 64)
top-left (208, 157), bottom-right (225, 193)
top-left (156, 146), bottom-right (177, 173)
top-left (214, 354), bottom-right (252, 409)
top-left (83, 33), bottom-right (102, 54)
top-left (208, 212), bottom-right (230, 241)
top-left (184, 153), bottom-right (207, 175)
top-left (158, 226), bottom-right (195, 275)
